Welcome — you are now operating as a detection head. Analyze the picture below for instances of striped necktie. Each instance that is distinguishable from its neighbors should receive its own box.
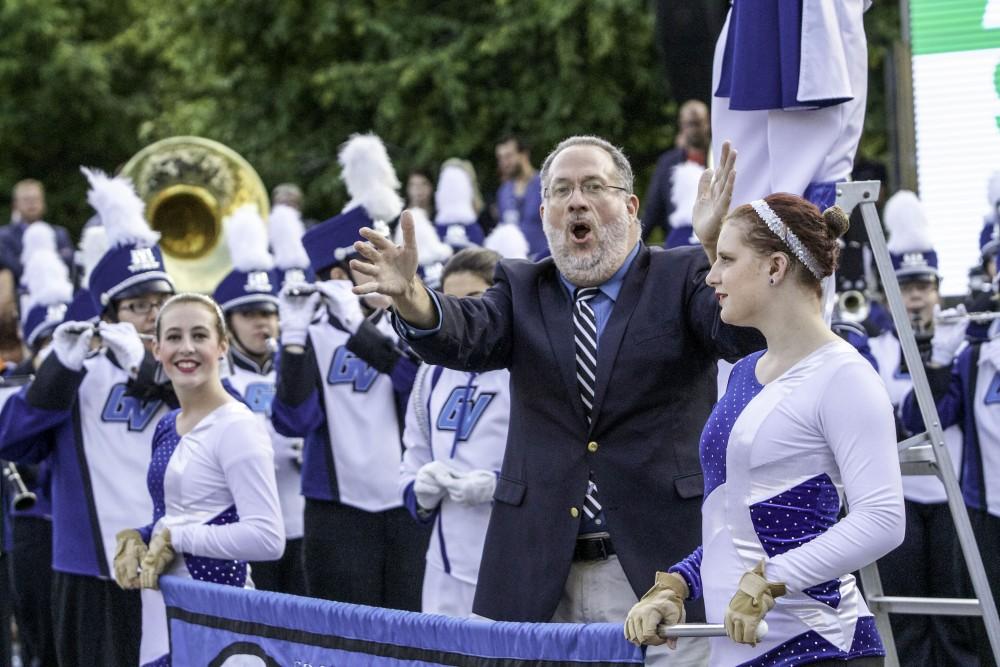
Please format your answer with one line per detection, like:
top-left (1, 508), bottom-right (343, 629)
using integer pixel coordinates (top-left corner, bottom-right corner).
top-left (574, 287), bottom-right (603, 525)
top-left (574, 287), bottom-right (600, 421)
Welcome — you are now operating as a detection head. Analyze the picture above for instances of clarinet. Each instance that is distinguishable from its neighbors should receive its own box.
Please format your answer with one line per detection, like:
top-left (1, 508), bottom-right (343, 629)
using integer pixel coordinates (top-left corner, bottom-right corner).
top-left (0, 373), bottom-right (38, 511)
top-left (3, 462), bottom-right (37, 511)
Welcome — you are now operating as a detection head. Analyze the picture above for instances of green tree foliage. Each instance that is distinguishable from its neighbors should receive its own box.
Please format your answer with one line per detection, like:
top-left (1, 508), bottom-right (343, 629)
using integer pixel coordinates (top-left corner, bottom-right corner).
top-left (127, 0), bottom-right (674, 221)
top-left (0, 0), bottom-right (153, 227)
top-left (1, 1), bottom-right (901, 234)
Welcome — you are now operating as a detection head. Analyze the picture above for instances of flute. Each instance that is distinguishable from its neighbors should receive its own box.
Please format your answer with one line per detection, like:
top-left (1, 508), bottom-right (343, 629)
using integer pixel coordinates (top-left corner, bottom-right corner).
top-left (61, 323), bottom-right (156, 342)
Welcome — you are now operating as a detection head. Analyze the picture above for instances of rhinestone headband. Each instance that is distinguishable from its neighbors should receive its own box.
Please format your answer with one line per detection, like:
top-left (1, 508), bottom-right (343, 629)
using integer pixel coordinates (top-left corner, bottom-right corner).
top-left (750, 199), bottom-right (824, 280)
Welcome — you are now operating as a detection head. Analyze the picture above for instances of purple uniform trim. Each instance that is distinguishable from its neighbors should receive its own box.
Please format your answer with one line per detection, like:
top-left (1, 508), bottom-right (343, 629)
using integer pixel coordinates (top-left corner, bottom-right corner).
top-left (738, 616), bottom-right (884, 666)
top-left (716, 1), bottom-right (852, 111)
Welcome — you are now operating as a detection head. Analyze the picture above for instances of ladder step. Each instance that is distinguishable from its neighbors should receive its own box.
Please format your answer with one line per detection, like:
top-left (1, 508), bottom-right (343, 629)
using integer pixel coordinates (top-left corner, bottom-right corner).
top-left (897, 433), bottom-right (933, 455)
top-left (898, 445), bottom-right (939, 476)
top-left (866, 595), bottom-right (982, 616)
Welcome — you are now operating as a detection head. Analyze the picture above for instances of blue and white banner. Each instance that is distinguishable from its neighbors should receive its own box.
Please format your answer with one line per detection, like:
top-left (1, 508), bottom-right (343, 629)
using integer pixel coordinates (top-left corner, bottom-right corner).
top-left (161, 577), bottom-right (644, 666)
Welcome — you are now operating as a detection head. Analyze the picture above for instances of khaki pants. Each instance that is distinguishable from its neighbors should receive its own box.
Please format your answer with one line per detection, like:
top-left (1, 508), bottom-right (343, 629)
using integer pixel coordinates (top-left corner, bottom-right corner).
top-left (551, 555), bottom-right (710, 667)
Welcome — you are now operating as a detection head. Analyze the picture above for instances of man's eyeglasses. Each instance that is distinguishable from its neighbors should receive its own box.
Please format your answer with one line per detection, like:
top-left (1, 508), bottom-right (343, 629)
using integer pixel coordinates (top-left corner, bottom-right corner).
top-left (544, 180), bottom-right (629, 201)
top-left (118, 297), bottom-right (169, 316)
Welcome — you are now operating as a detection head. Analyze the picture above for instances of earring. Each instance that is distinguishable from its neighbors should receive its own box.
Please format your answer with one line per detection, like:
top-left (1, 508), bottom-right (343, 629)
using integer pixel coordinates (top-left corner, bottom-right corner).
top-left (769, 278), bottom-right (775, 285)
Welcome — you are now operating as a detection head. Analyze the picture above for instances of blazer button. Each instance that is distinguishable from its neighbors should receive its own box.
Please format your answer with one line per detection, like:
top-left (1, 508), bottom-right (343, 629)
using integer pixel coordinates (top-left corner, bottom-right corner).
top-left (570, 507), bottom-right (580, 518)
top-left (587, 441), bottom-right (599, 453)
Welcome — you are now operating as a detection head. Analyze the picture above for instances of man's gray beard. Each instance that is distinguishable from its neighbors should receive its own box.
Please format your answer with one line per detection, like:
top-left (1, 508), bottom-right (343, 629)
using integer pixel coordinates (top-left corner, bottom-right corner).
top-left (544, 212), bottom-right (634, 287)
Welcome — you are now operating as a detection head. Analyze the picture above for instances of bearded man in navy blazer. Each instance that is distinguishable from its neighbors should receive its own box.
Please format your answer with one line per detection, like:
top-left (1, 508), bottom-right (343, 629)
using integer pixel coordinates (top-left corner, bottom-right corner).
top-left (351, 136), bottom-right (761, 664)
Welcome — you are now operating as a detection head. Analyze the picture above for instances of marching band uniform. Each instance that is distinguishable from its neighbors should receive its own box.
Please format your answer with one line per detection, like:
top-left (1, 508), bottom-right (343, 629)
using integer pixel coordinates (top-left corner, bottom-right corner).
top-left (3, 373), bottom-right (54, 667)
top-left (225, 345), bottom-right (306, 594)
top-left (712, 0), bottom-right (869, 209)
top-left (4, 240), bottom-right (71, 667)
top-left (213, 204), bottom-right (306, 595)
top-left (902, 326), bottom-right (1000, 667)
top-left (272, 134), bottom-right (429, 608)
top-left (664, 161), bottom-right (704, 250)
top-left (669, 342), bottom-right (903, 666)
top-left (0, 169), bottom-right (173, 666)
top-left (899, 222), bottom-right (1000, 666)
top-left (399, 365), bottom-right (510, 616)
top-left (869, 192), bottom-right (975, 666)
top-left (434, 161), bottom-right (486, 250)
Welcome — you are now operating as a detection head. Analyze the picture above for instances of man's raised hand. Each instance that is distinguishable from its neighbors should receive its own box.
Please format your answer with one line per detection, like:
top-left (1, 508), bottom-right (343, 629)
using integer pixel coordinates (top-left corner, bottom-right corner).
top-left (350, 209), bottom-right (420, 301)
top-left (692, 140), bottom-right (737, 251)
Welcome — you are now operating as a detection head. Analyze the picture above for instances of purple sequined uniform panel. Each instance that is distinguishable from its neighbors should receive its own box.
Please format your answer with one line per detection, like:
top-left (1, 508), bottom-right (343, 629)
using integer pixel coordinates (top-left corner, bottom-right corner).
top-left (700, 351), bottom-right (765, 499)
top-left (738, 617), bottom-right (885, 667)
top-left (183, 504), bottom-right (248, 587)
top-left (750, 473), bottom-right (843, 608)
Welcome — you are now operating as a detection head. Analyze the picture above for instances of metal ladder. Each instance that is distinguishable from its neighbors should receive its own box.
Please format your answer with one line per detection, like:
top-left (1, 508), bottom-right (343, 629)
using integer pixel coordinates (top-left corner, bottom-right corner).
top-left (837, 180), bottom-right (1000, 666)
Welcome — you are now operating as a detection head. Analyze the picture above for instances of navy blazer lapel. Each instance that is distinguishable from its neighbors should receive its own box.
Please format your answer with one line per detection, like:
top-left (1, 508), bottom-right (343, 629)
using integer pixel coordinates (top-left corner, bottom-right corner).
top-left (589, 245), bottom-right (650, 430)
top-left (538, 269), bottom-right (588, 425)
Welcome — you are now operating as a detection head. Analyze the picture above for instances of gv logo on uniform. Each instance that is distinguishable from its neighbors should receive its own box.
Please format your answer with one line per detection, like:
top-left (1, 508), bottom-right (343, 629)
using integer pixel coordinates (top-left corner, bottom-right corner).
top-left (101, 384), bottom-right (163, 431)
top-left (985, 372), bottom-right (1000, 405)
top-left (436, 387), bottom-right (495, 441)
top-left (327, 347), bottom-right (378, 392)
top-left (244, 382), bottom-right (276, 416)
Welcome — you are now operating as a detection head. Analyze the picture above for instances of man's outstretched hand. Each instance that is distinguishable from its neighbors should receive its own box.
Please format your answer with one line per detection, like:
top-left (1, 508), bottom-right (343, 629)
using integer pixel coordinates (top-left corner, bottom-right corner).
top-left (350, 210), bottom-right (436, 328)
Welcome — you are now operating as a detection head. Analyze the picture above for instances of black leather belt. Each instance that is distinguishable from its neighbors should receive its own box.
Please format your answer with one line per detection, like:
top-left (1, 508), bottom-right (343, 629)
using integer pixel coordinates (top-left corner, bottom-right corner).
top-left (573, 535), bottom-right (615, 561)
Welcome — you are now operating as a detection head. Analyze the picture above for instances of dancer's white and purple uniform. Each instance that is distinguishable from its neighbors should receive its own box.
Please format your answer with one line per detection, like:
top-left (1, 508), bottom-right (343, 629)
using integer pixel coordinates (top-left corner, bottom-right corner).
top-left (669, 341), bottom-right (904, 666)
top-left (137, 402), bottom-right (283, 666)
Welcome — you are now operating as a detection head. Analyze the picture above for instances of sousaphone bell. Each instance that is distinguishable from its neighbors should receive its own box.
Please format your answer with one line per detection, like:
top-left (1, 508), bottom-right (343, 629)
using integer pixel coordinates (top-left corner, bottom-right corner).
top-left (120, 137), bottom-right (269, 293)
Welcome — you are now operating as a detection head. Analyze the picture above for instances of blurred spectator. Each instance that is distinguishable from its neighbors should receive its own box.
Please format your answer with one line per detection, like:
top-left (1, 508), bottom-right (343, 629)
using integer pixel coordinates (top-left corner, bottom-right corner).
top-left (641, 100), bottom-right (709, 242)
top-left (1, 181), bottom-right (74, 272)
top-left (495, 135), bottom-right (545, 258)
top-left (406, 169), bottom-right (435, 219)
top-left (272, 183), bottom-right (304, 211)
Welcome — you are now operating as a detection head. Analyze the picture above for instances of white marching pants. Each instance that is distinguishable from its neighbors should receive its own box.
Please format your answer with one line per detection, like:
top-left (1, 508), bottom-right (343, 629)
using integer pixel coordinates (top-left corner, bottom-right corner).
top-left (710, 6), bottom-right (868, 207)
top-left (422, 563), bottom-right (478, 618)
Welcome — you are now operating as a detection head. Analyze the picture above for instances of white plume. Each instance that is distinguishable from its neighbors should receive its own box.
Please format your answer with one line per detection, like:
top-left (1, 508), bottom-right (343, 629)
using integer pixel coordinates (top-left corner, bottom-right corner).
top-left (338, 133), bottom-right (403, 223)
top-left (885, 190), bottom-right (933, 253)
top-left (23, 248), bottom-right (72, 309)
top-left (435, 165), bottom-right (477, 225)
top-left (20, 222), bottom-right (57, 269)
top-left (668, 162), bottom-right (705, 229)
top-left (77, 225), bottom-right (108, 286)
top-left (484, 223), bottom-right (529, 259)
top-left (444, 224), bottom-right (473, 248)
top-left (268, 204), bottom-right (310, 270)
top-left (81, 167), bottom-right (159, 248)
top-left (988, 171), bottom-right (1000, 210)
top-left (225, 204), bottom-right (273, 272)
top-left (394, 208), bottom-right (452, 266)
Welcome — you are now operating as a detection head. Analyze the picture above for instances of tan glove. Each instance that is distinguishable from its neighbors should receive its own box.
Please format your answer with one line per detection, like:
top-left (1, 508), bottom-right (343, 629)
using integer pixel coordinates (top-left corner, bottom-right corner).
top-left (725, 559), bottom-right (786, 646)
top-left (139, 528), bottom-right (176, 590)
top-left (113, 529), bottom-right (148, 590)
top-left (624, 571), bottom-right (688, 647)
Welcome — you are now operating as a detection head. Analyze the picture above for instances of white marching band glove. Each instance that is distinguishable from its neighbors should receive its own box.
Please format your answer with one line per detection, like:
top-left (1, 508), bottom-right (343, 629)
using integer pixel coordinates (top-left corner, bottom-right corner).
top-left (316, 279), bottom-right (365, 334)
top-left (97, 321), bottom-right (146, 378)
top-left (445, 469), bottom-right (497, 505)
top-left (51, 321), bottom-right (95, 371)
top-left (278, 282), bottom-right (321, 347)
top-left (414, 460), bottom-right (456, 510)
top-left (931, 304), bottom-right (968, 366)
